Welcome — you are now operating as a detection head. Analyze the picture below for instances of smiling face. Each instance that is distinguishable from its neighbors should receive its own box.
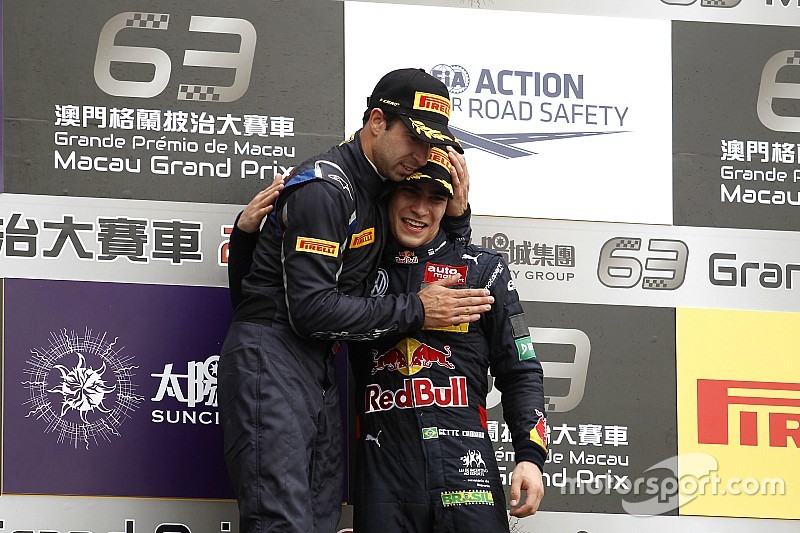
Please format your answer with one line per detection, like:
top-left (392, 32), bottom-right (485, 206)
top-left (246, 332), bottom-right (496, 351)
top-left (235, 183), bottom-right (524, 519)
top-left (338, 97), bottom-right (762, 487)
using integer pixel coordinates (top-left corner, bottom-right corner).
top-left (365, 109), bottom-right (432, 182)
top-left (388, 181), bottom-right (449, 248)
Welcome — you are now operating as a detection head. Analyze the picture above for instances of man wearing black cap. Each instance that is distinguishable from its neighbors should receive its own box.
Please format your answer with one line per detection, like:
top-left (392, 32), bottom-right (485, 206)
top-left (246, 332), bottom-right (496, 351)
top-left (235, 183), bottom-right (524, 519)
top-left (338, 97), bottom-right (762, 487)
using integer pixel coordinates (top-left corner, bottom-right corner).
top-left (350, 148), bottom-right (548, 532)
top-left (219, 68), bottom-right (494, 533)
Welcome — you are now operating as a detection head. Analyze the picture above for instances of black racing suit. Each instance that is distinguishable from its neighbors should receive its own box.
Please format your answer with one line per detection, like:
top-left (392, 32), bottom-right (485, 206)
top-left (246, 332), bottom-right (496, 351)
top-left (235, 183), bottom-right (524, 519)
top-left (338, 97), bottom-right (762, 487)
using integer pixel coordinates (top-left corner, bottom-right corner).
top-left (349, 230), bottom-right (548, 533)
top-left (219, 131), bottom-right (468, 533)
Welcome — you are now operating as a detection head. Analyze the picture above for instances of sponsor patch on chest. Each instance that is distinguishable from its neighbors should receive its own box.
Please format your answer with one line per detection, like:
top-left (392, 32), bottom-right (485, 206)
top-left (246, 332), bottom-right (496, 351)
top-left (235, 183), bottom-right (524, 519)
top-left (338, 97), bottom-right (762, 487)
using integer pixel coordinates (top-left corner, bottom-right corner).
top-left (424, 263), bottom-right (468, 283)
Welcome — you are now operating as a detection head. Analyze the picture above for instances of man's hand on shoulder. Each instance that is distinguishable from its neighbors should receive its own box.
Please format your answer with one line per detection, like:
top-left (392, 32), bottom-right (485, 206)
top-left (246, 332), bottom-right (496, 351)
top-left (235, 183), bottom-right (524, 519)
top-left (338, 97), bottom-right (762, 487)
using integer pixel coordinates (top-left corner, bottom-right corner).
top-left (509, 461), bottom-right (544, 518)
top-left (236, 174), bottom-right (285, 233)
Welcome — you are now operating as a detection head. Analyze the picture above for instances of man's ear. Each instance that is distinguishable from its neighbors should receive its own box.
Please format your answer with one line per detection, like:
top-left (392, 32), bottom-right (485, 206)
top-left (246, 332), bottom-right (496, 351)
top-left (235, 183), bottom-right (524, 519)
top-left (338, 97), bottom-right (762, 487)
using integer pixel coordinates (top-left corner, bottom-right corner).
top-left (366, 108), bottom-right (386, 134)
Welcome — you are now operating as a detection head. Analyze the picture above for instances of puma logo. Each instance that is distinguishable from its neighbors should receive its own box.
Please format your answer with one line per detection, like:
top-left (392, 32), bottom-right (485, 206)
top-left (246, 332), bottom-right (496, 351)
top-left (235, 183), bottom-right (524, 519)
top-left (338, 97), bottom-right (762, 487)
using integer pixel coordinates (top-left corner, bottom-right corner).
top-left (366, 430), bottom-right (382, 447)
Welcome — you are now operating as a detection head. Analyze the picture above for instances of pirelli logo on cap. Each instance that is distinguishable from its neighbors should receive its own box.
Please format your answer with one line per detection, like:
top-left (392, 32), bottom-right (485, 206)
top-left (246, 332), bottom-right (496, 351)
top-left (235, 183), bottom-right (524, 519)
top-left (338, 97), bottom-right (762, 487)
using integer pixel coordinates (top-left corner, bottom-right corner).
top-left (350, 228), bottom-right (375, 249)
top-left (296, 236), bottom-right (339, 257)
top-left (428, 147), bottom-right (452, 173)
top-left (414, 92), bottom-right (451, 119)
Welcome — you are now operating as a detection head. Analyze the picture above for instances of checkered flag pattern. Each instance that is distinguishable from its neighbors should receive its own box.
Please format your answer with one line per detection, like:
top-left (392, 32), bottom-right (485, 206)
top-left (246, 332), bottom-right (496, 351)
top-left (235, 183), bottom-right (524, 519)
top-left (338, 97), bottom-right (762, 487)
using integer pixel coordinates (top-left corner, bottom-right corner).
top-left (545, 398), bottom-right (556, 412)
top-left (178, 85), bottom-right (222, 102)
top-left (126, 13), bottom-right (169, 30)
top-left (643, 278), bottom-right (669, 289)
top-left (789, 51), bottom-right (800, 66)
top-left (614, 238), bottom-right (640, 250)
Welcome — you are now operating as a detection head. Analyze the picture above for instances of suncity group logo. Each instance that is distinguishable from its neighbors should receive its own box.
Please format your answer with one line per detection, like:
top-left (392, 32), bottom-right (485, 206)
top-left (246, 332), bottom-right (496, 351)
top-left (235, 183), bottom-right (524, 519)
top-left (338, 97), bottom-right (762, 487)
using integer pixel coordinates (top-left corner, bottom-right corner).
top-left (22, 328), bottom-right (144, 448)
top-left (151, 355), bottom-right (220, 425)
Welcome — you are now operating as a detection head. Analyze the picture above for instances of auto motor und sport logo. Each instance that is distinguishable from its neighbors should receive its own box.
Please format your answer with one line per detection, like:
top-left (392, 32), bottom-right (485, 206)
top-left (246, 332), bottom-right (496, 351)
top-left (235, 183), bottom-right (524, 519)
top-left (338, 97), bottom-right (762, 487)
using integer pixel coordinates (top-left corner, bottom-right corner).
top-left (22, 328), bottom-right (144, 448)
top-left (424, 263), bottom-right (468, 284)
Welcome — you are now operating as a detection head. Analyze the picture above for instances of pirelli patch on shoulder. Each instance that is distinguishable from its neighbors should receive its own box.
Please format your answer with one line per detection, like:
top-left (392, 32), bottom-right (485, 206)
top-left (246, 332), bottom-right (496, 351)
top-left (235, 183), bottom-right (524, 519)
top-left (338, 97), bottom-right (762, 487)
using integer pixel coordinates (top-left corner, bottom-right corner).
top-left (349, 227), bottom-right (375, 249)
top-left (296, 236), bottom-right (339, 257)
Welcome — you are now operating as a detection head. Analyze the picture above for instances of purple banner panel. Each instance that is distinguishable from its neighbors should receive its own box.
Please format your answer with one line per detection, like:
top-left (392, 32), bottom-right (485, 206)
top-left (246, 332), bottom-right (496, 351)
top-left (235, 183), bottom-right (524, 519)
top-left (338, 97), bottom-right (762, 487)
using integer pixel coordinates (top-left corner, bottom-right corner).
top-left (3, 278), bottom-right (235, 499)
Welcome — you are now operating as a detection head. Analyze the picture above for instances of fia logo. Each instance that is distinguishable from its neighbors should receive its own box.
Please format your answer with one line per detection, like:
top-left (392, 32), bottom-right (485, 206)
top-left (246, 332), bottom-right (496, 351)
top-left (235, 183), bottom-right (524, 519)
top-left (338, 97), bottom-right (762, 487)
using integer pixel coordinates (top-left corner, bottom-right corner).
top-left (430, 64), bottom-right (470, 95)
top-left (23, 328), bottom-right (144, 448)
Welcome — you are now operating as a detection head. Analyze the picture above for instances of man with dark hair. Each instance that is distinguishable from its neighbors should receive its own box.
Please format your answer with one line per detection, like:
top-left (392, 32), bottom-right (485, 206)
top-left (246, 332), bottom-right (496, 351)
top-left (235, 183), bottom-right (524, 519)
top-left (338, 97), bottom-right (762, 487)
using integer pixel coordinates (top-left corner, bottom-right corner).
top-left (350, 149), bottom-right (548, 532)
top-left (219, 68), bottom-right (494, 533)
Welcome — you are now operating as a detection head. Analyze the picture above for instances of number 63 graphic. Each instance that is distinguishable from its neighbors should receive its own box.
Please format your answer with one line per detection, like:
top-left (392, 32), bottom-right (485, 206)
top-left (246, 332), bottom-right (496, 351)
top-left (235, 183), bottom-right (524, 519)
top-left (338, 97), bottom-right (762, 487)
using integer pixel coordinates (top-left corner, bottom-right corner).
top-left (94, 12), bottom-right (256, 102)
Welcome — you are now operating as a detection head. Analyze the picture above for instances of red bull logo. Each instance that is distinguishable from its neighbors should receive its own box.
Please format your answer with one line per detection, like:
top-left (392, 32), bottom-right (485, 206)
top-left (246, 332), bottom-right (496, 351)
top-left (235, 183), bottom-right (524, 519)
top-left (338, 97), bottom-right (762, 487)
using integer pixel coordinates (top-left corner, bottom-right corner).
top-left (365, 376), bottom-right (468, 413)
top-left (372, 338), bottom-right (454, 376)
top-left (531, 409), bottom-right (549, 452)
top-left (395, 250), bottom-right (419, 264)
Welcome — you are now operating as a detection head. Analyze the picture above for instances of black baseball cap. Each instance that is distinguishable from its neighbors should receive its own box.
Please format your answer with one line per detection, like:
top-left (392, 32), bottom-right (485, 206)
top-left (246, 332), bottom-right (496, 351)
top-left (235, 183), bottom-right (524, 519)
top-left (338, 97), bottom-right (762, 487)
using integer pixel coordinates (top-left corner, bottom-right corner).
top-left (403, 147), bottom-right (454, 198)
top-left (367, 68), bottom-right (463, 153)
